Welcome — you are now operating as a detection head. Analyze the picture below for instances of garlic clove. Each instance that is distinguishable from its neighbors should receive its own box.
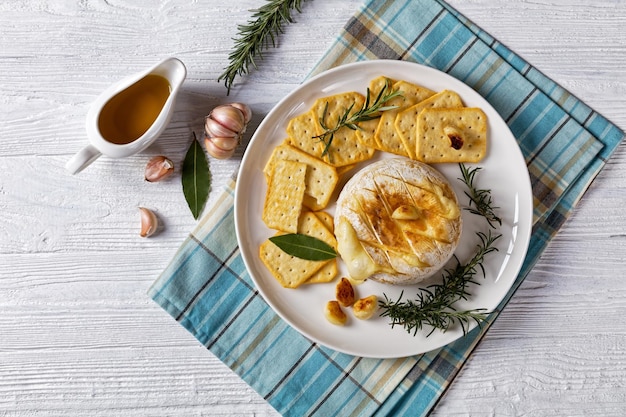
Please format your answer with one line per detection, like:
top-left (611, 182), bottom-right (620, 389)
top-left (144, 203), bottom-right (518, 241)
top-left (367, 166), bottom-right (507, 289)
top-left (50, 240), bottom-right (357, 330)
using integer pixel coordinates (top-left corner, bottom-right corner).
top-left (205, 136), bottom-right (235, 159)
top-left (139, 207), bottom-right (159, 238)
top-left (205, 117), bottom-right (238, 139)
top-left (335, 277), bottom-right (356, 307)
top-left (324, 300), bottom-right (347, 326)
top-left (230, 102), bottom-right (252, 124)
top-left (352, 295), bottom-right (378, 320)
top-left (207, 105), bottom-right (246, 137)
top-left (144, 155), bottom-right (174, 182)
top-left (209, 136), bottom-right (239, 151)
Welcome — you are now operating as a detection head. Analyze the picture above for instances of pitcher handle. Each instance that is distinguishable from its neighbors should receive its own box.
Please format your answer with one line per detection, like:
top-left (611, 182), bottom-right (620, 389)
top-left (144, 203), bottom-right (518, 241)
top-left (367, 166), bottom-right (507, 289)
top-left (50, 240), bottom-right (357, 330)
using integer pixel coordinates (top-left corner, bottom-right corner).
top-left (65, 144), bottom-right (102, 174)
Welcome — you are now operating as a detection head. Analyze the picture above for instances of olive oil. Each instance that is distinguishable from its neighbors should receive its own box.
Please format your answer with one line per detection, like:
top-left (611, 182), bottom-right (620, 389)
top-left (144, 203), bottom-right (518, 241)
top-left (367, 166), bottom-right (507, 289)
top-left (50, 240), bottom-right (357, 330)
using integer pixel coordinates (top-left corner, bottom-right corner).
top-left (98, 74), bottom-right (171, 144)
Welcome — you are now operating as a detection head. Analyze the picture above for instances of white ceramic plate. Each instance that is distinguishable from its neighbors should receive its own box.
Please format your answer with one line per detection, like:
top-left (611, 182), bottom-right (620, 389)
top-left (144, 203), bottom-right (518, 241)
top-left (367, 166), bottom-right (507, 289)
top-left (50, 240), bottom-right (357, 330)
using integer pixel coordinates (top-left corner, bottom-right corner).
top-left (235, 60), bottom-right (533, 358)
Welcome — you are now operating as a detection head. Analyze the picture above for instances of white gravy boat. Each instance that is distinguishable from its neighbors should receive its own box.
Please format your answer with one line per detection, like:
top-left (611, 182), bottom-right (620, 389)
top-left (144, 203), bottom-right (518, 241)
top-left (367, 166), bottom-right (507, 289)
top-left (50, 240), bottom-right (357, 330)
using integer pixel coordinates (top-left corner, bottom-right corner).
top-left (66, 57), bottom-right (187, 174)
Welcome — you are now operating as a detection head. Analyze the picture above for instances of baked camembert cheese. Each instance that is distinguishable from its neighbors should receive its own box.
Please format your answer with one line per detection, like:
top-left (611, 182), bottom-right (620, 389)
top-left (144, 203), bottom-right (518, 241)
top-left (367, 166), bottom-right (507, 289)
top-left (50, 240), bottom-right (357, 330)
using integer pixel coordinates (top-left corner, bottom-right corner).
top-left (334, 159), bottom-right (462, 284)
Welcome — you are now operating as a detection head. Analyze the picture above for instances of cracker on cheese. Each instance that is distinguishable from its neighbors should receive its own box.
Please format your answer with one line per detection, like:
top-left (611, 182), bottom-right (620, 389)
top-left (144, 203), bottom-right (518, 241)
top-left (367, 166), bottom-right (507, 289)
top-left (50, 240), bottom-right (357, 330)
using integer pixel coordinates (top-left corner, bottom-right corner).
top-left (395, 90), bottom-right (464, 159)
top-left (262, 159), bottom-right (307, 233)
top-left (416, 107), bottom-right (488, 163)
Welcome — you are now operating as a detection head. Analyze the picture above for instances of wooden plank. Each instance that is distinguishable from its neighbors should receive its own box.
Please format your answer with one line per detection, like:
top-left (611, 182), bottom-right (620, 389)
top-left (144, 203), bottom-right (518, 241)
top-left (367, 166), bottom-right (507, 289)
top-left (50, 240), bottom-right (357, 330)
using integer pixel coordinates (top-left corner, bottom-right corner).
top-left (0, 0), bottom-right (624, 416)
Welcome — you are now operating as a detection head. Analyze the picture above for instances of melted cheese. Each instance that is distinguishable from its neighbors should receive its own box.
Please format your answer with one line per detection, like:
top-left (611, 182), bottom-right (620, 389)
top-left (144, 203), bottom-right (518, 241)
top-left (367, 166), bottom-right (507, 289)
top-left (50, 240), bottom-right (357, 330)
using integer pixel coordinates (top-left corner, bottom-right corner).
top-left (431, 184), bottom-right (460, 219)
top-left (336, 217), bottom-right (392, 282)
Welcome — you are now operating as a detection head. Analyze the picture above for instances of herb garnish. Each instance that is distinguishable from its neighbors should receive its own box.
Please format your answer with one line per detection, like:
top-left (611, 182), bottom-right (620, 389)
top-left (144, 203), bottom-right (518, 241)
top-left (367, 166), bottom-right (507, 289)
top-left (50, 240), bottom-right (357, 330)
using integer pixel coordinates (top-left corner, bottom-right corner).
top-left (379, 164), bottom-right (504, 336)
top-left (313, 79), bottom-right (402, 157)
top-left (182, 133), bottom-right (211, 219)
top-left (458, 163), bottom-right (502, 228)
top-left (269, 234), bottom-right (337, 261)
top-left (379, 230), bottom-right (501, 336)
top-left (218, 0), bottom-right (307, 94)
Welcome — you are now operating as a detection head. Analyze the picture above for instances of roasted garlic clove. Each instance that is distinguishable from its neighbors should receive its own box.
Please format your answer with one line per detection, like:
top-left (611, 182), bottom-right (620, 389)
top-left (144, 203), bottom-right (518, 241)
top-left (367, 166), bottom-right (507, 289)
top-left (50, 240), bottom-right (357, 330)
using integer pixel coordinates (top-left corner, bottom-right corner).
top-left (324, 300), bottom-right (347, 326)
top-left (335, 277), bottom-right (356, 307)
top-left (353, 295), bottom-right (378, 320)
top-left (391, 204), bottom-right (421, 220)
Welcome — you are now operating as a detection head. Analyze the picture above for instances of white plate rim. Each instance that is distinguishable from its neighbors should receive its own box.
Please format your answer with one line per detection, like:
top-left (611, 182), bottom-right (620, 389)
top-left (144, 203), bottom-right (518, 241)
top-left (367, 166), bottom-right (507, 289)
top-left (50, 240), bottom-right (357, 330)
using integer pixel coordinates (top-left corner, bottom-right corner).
top-left (234, 60), bottom-right (533, 358)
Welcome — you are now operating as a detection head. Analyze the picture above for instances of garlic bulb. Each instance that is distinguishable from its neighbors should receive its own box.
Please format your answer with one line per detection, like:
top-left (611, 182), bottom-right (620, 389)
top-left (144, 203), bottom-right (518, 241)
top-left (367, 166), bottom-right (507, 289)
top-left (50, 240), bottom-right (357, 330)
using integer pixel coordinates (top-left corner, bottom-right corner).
top-left (139, 207), bottom-right (159, 237)
top-left (204, 103), bottom-right (252, 159)
top-left (144, 156), bottom-right (174, 182)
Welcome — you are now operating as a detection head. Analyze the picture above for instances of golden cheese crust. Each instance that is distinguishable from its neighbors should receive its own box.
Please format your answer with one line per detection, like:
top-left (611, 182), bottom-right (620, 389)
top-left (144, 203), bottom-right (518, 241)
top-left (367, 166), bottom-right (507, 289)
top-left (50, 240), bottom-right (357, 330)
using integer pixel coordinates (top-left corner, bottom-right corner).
top-left (334, 158), bottom-right (462, 284)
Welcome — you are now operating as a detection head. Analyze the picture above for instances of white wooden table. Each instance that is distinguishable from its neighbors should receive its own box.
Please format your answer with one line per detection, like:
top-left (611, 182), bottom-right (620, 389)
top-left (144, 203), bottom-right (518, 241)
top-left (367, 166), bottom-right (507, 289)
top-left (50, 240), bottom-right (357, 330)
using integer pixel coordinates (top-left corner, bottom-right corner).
top-left (1, 1), bottom-right (625, 415)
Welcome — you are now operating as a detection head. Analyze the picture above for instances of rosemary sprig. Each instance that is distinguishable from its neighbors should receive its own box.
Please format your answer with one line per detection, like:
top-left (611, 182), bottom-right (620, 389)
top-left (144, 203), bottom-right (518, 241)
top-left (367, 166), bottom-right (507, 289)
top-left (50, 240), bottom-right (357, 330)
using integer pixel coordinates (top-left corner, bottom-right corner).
top-left (379, 230), bottom-right (501, 336)
top-left (458, 163), bottom-right (502, 229)
top-left (218, 0), bottom-right (307, 94)
top-left (313, 79), bottom-right (402, 157)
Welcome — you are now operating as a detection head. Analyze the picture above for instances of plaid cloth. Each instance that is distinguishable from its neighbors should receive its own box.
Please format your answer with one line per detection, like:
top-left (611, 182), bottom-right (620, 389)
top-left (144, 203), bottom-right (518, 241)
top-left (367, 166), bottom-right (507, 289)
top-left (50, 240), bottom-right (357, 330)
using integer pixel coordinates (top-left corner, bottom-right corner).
top-left (149, 0), bottom-right (624, 415)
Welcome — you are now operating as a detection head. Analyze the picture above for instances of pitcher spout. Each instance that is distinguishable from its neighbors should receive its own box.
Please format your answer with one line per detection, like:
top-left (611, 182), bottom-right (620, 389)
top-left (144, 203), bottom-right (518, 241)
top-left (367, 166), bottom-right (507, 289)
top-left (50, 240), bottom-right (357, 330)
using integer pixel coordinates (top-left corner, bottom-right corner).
top-left (149, 57), bottom-right (187, 92)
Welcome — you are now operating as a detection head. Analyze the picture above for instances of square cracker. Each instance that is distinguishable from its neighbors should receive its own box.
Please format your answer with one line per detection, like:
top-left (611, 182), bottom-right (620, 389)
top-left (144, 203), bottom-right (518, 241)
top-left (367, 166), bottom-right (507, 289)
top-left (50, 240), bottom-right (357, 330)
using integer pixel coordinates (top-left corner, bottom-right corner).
top-left (355, 76), bottom-right (396, 148)
top-left (304, 211), bottom-right (337, 284)
top-left (264, 142), bottom-right (339, 211)
top-left (304, 259), bottom-right (338, 284)
top-left (394, 90), bottom-right (464, 159)
top-left (313, 211), bottom-right (334, 233)
top-left (262, 159), bottom-right (307, 233)
top-left (335, 163), bottom-right (356, 177)
top-left (260, 211), bottom-right (338, 288)
top-left (286, 109), bottom-right (326, 157)
top-left (309, 91), bottom-right (376, 167)
top-left (259, 239), bottom-right (329, 288)
top-left (416, 107), bottom-right (488, 163)
top-left (374, 80), bottom-right (435, 157)
top-left (298, 210), bottom-right (337, 249)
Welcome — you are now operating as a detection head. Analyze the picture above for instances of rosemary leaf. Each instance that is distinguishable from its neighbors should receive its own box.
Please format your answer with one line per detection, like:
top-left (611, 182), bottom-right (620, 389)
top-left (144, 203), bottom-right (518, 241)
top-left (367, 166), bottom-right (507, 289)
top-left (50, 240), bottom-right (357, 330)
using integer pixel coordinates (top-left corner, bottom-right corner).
top-left (379, 230), bottom-right (501, 336)
top-left (218, 0), bottom-right (307, 94)
top-left (313, 78), bottom-right (403, 157)
top-left (458, 163), bottom-right (502, 228)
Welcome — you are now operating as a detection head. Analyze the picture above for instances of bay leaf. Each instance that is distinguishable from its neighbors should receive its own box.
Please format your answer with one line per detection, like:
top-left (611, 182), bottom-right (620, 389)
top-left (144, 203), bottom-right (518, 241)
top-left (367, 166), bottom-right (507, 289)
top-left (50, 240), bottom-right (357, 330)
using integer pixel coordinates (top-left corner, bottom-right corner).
top-left (182, 134), bottom-right (211, 219)
top-left (269, 233), bottom-right (337, 261)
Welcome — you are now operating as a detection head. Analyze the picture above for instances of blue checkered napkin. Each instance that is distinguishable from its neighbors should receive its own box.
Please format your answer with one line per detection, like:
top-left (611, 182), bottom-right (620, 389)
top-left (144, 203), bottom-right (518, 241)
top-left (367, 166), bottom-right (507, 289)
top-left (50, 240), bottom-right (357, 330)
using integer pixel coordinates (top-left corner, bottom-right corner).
top-left (150, 180), bottom-right (419, 416)
top-left (312, 0), bottom-right (623, 414)
top-left (150, 0), bottom-right (624, 416)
